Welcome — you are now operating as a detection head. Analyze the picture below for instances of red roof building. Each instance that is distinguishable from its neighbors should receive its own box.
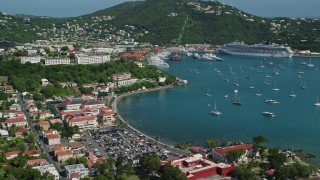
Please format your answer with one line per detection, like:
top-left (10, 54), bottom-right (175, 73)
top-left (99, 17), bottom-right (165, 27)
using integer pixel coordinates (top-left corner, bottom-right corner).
top-left (169, 154), bottom-right (221, 180)
top-left (212, 144), bottom-right (253, 163)
top-left (56, 150), bottom-right (73, 162)
top-left (4, 118), bottom-right (27, 129)
top-left (14, 127), bottom-right (30, 137)
top-left (45, 134), bottom-right (61, 145)
top-left (23, 150), bottom-right (41, 157)
top-left (5, 151), bottom-right (20, 160)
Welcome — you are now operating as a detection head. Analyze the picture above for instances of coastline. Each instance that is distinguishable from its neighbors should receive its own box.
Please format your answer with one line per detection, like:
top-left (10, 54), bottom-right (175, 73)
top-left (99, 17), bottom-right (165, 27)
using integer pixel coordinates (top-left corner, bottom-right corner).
top-left (111, 85), bottom-right (190, 155)
top-left (111, 84), bottom-right (314, 167)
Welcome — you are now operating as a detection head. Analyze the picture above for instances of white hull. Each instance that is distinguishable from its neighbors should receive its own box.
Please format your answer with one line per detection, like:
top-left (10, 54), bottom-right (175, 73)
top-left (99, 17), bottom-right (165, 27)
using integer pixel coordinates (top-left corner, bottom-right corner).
top-left (219, 49), bottom-right (292, 58)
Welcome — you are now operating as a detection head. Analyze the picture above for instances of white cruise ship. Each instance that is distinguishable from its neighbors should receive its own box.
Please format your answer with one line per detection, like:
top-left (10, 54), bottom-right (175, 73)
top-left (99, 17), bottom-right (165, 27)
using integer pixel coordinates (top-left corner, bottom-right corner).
top-left (146, 56), bottom-right (169, 68)
top-left (218, 41), bottom-right (293, 58)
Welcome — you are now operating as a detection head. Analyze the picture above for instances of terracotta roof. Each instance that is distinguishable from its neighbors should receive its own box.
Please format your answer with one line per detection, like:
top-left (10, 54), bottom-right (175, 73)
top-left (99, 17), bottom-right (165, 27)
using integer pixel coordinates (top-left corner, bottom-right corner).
top-left (100, 107), bottom-right (112, 112)
top-left (53, 144), bottom-right (67, 152)
top-left (23, 150), bottom-right (41, 156)
top-left (43, 129), bottom-right (58, 135)
top-left (27, 158), bottom-right (49, 166)
top-left (5, 151), bottom-right (20, 157)
top-left (69, 116), bottom-right (96, 123)
top-left (15, 127), bottom-right (29, 134)
top-left (70, 172), bottom-right (81, 179)
top-left (71, 142), bottom-right (84, 149)
top-left (3, 86), bottom-right (13, 90)
top-left (5, 118), bottom-right (26, 124)
top-left (101, 112), bottom-right (115, 117)
top-left (38, 121), bottom-right (50, 125)
top-left (46, 134), bottom-right (60, 139)
top-left (214, 144), bottom-right (253, 155)
top-left (56, 150), bottom-right (73, 157)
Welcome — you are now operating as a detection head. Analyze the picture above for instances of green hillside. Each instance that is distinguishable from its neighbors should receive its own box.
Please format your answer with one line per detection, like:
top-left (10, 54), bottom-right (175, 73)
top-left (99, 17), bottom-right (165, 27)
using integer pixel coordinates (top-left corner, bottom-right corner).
top-left (1, 0), bottom-right (320, 51)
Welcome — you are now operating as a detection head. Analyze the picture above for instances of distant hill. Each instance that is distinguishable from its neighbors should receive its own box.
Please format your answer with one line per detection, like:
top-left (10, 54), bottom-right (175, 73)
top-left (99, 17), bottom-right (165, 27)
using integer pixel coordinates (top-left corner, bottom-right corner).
top-left (1, 0), bottom-right (320, 51)
top-left (84, 0), bottom-right (273, 45)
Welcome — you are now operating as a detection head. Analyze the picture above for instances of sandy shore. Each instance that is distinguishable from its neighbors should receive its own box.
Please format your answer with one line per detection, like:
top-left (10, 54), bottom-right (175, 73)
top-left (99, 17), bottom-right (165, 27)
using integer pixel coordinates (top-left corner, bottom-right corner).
top-left (112, 85), bottom-right (189, 155)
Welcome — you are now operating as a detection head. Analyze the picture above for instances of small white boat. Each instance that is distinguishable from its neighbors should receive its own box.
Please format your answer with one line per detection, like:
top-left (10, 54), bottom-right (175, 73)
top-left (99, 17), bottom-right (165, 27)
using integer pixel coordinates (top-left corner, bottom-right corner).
top-left (234, 89), bottom-right (239, 93)
top-left (223, 94), bottom-right (229, 98)
top-left (265, 99), bottom-right (280, 104)
top-left (262, 112), bottom-right (275, 117)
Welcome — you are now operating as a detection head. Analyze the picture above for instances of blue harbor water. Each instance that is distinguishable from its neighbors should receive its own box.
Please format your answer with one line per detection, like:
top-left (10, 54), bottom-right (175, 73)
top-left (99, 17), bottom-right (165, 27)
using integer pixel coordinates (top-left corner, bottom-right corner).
top-left (118, 55), bottom-right (320, 165)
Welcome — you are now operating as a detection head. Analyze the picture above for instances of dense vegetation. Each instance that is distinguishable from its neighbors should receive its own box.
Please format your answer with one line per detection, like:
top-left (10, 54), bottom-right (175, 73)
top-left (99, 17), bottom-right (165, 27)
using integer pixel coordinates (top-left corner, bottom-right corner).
top-left (1, 0), bottom-right (320, 51)
top-left (0, 59), bottom-right (174, 94)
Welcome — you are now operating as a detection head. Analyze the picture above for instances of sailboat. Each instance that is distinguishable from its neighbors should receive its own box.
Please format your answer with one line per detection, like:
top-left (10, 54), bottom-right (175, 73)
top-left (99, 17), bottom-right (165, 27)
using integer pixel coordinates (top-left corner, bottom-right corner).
top-left (307, 57), bottom-right (315, 67)
top-left (210, 101), bottom-right (222, 116)
top-left (297, 66), bottom-right (304, 74)
top-left (272, 81), bottom-right (280, 91)
top-left (263, 77), bottom-right (270, 85)
top-left (255, 88), bottom-right (262, 96)
top-left (265, 70), bottom-right (272, 78)
top-left (259, 60), bottom-right (265, 68)
top-left (249, 83), bottom-right (255, 89)
top-left (205, 89), bottom-right (212, 96)
top-left (314, 96), bottom-right (320, 106)
top-left (301, 81), bottom-right (307, 90)
top-left (232, 94), bottom-right (242, 105)
top-left (272, 68), bottom-right (279, 75)
top-left (289, 88), bottom-right (296, 98)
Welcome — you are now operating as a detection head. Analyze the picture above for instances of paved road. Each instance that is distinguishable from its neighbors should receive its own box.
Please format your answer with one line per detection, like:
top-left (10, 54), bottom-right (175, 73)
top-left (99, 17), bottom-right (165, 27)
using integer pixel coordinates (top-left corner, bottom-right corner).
top-left (18, 93), bottom-right (66, 180)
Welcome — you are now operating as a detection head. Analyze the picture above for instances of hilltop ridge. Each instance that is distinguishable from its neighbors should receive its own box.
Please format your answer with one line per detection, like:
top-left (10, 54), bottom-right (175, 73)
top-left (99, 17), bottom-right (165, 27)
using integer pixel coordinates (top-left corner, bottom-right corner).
top-left (0, 0), bottom-right (320, 51)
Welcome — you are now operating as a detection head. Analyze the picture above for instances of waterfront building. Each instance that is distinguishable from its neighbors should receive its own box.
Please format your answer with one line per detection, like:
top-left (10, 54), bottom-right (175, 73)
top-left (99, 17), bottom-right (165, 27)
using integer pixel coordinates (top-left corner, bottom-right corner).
top-left (75, 54), bottom-right (110, 64)
top-left (45, 58), bottom-right (71, 65)
top-left (20, 56), bottom-right (41, 64)
top-left (33, 164), bottom-right (59, 180)
top-left (168, 154), bottom-right (234, 180)
top-left (64, 164), bottom-right (89, 179)
top-left (211, 144), bottom-right (253, 163)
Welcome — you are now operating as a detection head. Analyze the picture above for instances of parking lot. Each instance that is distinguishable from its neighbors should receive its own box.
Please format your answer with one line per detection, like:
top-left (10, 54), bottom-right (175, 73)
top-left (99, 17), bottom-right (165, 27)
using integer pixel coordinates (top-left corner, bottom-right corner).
top-left (77, 126), bottom-right (184, 165)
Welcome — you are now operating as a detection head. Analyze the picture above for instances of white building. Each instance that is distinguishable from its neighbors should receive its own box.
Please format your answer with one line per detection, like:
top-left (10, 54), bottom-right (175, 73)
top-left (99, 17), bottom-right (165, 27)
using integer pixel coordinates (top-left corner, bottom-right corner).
top-left (33, 164), bottom-right (60, 180)
top-left (118, 79), bottom-right (138, 87)
top-left (45, 58), bottom-right (71, 65)
top-left (20, 56), bottom-right (41, 64)
top-left (64, 164), bottom-right (89, 179)
top-left (75, 54), bottom-right (110, 64)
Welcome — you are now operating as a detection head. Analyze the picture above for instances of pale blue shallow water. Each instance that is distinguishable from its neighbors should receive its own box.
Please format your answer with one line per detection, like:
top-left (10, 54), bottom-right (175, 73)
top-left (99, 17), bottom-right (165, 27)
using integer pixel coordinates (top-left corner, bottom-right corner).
top-left (118, 55), bottom-right (320, 165)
